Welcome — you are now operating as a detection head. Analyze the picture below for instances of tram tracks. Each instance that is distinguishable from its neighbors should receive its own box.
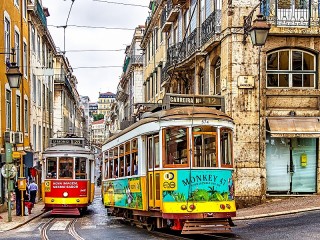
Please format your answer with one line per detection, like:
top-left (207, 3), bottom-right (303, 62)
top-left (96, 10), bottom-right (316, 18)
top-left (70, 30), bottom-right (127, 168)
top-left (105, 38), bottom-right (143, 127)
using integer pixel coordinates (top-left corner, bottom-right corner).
top-left (40, 217), bottom-right (84, 240)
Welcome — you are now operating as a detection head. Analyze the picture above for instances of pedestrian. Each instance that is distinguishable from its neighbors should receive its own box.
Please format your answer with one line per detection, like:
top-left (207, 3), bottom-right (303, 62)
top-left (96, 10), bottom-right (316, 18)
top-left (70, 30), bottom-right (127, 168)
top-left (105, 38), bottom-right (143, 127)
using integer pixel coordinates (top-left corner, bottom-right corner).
top-left (15, 183), bottom-right (21, 216)
top-left (28, 179), bottom-right (38, 204)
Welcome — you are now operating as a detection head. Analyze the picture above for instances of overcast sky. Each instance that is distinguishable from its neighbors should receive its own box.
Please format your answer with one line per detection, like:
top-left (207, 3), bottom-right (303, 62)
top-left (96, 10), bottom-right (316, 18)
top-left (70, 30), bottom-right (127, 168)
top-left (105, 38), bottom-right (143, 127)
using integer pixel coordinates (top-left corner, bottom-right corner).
top-left (42, 0), bottom-right (150, 102)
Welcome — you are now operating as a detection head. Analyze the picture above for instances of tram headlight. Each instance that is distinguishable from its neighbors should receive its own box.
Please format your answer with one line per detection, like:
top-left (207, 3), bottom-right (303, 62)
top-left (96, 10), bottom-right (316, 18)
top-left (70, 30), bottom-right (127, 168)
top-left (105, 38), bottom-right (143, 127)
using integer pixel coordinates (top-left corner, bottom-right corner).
top-left (181, 205), bottom-right (187, 210)
top-left (220, 204), bottom-right (226, 210)
top-left (226, 204), bottom-right (231, 209)
top-left (63, 192), bottom-right (68, 198)
top-left (189, 204), bottom-right (196, 211)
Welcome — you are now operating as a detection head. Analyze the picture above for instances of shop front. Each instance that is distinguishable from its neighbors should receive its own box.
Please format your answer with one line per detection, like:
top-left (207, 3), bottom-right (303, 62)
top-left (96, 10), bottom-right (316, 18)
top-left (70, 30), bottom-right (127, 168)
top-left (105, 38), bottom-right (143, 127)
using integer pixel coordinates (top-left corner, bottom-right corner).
top-left (266, 117), bottom-right (319, 194)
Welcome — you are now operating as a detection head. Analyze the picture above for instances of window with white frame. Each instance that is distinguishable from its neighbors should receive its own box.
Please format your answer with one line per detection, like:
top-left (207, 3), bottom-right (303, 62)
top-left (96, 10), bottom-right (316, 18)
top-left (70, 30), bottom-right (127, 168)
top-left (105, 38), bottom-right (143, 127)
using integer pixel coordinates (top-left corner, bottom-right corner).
top-left (37, 35), bottom-right (41, 60)
top-left (33, 124), bottom-right (36, 150)
top-left (32, 74), bottom-right (36, 102)
top-left (190, 0), bottom-right (197, 32)
top-left (6, 90), bottom-right (12, 130)
top-left (214, 58), bottom-right (221, 94)
top-left (14, 0), bottom-right (19, 7)
top-left (266, 49), bottom-right (316, 88)
top-left (31, 24), bottom-right (35, 54)
top-left (4, 17), bottom-right (10, 62)
top-left (23, 0), bottom-right (27, 19)
top-left (23, 41), bottom-right (28, 77)
top-left (24, 99), bottom-right (28, 133)
top-left (38, 80), bottom-right (41, 106)
top-left (16, 95), bottom-right (21, 131)
top-left (14, 30), bottom-right (20, 66)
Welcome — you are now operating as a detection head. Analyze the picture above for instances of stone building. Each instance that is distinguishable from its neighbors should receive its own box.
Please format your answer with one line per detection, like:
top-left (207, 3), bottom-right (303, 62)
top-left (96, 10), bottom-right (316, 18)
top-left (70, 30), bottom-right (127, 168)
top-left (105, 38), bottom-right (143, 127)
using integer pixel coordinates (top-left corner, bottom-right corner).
top-left (117, 26), bottom-right (145, 130)
top-left (143, 0), bottom-right (320, 207)
top-left (97, 92), bottom-right (116, 116)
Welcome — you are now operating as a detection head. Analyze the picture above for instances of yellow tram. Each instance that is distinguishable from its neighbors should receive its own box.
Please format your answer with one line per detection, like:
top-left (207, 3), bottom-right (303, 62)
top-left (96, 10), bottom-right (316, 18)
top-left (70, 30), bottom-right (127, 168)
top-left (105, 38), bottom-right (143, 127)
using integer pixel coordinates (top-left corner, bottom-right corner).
top-left (101, 106), bottom-right (236, 234)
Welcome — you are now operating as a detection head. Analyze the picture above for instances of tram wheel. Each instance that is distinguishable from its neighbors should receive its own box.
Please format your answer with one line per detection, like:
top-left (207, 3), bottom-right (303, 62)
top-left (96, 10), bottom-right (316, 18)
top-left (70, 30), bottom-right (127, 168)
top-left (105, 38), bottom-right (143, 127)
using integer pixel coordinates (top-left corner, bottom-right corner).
top-left (146, 223), bottom-right (155, 232)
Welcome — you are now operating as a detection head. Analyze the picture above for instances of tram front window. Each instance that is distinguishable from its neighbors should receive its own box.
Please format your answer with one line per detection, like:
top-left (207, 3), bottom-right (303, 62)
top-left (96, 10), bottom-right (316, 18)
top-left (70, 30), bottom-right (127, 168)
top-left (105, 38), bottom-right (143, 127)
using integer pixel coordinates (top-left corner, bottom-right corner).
top-left (193, 126), bottom-right (217, 167)
top-left (75, 157), bottom-right (87, 179)
top-left (165, 127), bottom-right (188, 166)
top-left (59, 157), bottom-right (73, 178)
top-left (46, 157), bottom-right (57, 179)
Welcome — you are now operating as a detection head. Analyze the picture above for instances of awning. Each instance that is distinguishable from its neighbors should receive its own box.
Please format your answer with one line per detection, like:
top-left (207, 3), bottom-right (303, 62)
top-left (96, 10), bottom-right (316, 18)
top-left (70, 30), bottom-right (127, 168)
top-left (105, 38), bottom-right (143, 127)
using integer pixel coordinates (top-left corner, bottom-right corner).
top-left (267, 117), bottom-right (320, 138)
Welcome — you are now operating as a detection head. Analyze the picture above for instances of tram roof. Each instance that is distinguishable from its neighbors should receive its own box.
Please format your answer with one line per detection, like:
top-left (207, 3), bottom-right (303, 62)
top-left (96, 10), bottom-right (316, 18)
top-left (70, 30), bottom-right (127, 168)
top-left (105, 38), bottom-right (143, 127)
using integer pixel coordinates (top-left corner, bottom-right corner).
top-left (104, 106), bottom-right (233, 145)
top-left (43, 145), bottom-right (94, 156)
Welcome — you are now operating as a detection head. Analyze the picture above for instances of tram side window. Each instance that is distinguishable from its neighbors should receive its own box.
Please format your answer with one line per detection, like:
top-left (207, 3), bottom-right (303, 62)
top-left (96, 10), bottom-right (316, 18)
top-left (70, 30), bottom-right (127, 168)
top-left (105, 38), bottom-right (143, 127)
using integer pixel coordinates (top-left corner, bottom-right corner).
top-left (220, 128), bottom-right (233, 167)
top-left (132, 139), bottom-right (138, 175)
top-left (46, 157), bottom-right (57, 179)
top-left (75, 157), bottom-right (87, 179)
top-left (125, 141), bottom-right (131, 176)
top-left (164, 127), bottom-right (188, 166)
top-left (119, 144), bottom-right (125, 177)
top-left (59, 157), bottom-right (73, 178)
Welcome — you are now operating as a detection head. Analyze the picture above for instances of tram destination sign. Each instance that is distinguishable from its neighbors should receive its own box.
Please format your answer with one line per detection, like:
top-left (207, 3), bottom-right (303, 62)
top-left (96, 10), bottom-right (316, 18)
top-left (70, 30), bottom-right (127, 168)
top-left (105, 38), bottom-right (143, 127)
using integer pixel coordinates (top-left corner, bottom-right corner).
top-left (50, 138), bottom-right (85, 147)
top-left (163, 93), bottom-right (224, 110)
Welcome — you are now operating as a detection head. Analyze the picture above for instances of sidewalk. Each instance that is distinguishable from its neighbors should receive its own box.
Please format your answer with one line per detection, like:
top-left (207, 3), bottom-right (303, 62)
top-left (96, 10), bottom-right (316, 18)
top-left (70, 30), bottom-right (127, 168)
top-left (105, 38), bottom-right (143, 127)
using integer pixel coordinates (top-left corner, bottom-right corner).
top-left (0, 201), bottom-right (45, 232)
top-left (234, 195), bottom-right (320, 220)
top-left (0, 195), bottom-right (319, 231)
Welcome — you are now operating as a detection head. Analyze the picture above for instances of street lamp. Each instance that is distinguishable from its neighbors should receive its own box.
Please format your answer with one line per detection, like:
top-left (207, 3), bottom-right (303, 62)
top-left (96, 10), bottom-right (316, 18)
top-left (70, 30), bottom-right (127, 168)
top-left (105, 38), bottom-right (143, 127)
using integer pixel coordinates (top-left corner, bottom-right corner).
top-left (2, 48), bottom-right (23, 222)
top-left (5, 48), bottom-right (22, 89)
top-left (243, 2), bottom-right (270, 172)
top-left (249, 14), bottom-right (271, 46)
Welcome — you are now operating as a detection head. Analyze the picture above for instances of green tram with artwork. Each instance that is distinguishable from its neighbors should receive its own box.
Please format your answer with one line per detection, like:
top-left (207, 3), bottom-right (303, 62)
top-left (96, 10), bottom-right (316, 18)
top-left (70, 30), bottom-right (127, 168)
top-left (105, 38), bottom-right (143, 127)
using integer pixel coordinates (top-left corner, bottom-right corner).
top-left (101, 106), bottom-right (236, 234)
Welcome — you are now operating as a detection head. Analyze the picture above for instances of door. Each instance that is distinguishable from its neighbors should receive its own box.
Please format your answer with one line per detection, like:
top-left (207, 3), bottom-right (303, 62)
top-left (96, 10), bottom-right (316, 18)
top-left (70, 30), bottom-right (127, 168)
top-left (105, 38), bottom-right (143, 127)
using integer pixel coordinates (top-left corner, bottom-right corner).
top-left (291, 138), bottom-right (316, 192)
top-left (266, 137), bottom-right (291, 192)
top-left (147, 136), bottom-right (161, 208)
top-left (266, 136), bottom-right (316, 193)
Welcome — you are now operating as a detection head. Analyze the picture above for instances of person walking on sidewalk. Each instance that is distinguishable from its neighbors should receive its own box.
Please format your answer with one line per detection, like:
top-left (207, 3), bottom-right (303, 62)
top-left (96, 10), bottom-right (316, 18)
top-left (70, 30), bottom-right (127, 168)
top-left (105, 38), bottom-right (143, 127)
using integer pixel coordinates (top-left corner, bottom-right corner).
top-left (28, 180), bottom-right (38, 204)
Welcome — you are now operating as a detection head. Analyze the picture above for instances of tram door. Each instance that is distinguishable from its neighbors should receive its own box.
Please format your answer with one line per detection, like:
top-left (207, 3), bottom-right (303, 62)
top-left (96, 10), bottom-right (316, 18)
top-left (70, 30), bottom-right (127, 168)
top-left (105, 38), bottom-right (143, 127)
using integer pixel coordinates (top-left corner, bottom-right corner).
top-left (147, 135), bottom-right (161, 209)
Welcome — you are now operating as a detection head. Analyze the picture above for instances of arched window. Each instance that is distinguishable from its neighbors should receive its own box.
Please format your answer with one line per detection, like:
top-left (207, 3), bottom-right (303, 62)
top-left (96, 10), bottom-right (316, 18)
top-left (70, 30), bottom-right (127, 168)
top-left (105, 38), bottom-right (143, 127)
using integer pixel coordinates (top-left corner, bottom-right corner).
top-left (266, 49), bottom-right (316, 88)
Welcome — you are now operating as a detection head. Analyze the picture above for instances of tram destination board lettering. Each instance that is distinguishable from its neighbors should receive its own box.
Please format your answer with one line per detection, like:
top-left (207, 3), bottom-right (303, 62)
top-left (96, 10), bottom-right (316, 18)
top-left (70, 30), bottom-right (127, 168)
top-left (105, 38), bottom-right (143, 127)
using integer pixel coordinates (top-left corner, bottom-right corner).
top-left (50, 138), bottom-right (84, 147)
top-left (164, 94), bottom-right (223, 108)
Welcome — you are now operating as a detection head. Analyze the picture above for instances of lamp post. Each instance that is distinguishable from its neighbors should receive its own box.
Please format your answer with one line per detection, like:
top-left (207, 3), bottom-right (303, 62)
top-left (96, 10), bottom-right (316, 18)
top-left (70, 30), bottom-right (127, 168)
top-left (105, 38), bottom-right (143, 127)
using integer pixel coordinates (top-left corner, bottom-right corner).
top-left (3, 48), bottom-right (22, 222)
top-left (243, 2), bottom-right (270, 169)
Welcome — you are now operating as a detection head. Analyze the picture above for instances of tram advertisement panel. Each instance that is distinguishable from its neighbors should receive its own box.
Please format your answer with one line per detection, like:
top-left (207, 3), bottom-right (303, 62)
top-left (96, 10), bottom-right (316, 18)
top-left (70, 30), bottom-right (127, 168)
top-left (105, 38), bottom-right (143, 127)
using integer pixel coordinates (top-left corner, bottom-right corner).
top-left (103, 177), bottom-right (144, 209)
top-left (44, 180), bottom-right (88, 197)
top-left (162, 169), bottom-right (234, 202)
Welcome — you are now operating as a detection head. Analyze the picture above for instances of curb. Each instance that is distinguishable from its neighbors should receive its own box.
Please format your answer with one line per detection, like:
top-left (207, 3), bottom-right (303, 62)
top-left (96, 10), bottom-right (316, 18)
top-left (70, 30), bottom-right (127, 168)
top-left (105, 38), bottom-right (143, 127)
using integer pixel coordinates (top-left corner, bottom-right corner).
top-left (234, 207), bottom-right (320, 220)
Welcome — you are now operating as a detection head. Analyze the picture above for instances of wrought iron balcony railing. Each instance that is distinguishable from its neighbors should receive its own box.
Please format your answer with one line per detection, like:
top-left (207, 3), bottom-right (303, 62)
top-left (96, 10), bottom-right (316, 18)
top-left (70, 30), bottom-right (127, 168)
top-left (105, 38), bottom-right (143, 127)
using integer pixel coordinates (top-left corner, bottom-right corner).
top-left (201, 10), bottom-right (221, 45)
top-left (261, 0), bottom-right (319, 27)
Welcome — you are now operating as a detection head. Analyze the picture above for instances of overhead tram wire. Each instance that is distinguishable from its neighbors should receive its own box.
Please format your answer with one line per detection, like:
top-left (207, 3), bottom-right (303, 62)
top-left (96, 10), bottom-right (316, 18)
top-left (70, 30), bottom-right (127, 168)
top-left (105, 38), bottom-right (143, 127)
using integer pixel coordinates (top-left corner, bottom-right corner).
top-left (51, 25), bottom-right (135, 31)
top-left (91, 0), bottom-right (148, 8)
top-left (63, 0), bottom-right (75, 54)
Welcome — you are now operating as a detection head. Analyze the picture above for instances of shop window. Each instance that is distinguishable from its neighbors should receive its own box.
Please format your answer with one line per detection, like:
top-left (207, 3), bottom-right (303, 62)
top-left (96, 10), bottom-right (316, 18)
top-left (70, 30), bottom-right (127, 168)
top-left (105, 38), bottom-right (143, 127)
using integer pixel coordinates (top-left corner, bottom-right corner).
top-left (46, 157), bottom-right (57, 179)
top-left (266, 49), bottom-right (316, 88)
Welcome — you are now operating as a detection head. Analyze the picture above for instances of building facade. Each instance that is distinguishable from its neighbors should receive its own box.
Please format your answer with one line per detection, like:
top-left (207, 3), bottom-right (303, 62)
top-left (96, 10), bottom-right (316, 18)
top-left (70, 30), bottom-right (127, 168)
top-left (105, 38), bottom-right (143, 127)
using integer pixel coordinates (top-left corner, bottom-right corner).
top-left (97, 92), bottom-right (116, 117)
top-left (117, 26), bottom-right (145, 130)
top-left (0, 0), bottom-right (31, 207)
top-left (28, 0), bottom-right (55, 164)
top-left (52, 53), bottom-right (82, 138)
top-left (91, 119), bottom-right (106, 146)
top-left (142, 0), bottom-right (320, 207)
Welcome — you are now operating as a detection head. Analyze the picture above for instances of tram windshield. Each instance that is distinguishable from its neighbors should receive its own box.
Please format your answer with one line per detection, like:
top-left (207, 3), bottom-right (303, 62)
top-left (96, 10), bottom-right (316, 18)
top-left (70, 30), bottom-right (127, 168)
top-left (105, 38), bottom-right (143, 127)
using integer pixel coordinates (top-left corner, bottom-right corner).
top-left (59, 157), bottom-right (73, 178)
top-left (75, 157), bottom-right (87, 179)
top-left (46, 157), bottom-right (57, 179)
top-left (164, 127), bottom-right (188, 166)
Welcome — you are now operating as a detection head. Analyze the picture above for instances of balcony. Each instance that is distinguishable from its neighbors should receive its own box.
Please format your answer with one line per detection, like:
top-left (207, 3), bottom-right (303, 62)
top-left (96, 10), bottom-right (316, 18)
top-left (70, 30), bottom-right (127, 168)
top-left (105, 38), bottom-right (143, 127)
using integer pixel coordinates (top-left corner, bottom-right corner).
top-left (261, 0), bottom-right (319, 27)
top-left (201, 10), bottom-right (221, 45)
top-left (28, 0), bottom-right (47, 28)
top-left (161, 63), bottom-right (169, 84)
top-left (166, 0), bottom-right (180, 22)
top-left (161, 8), bottom-right (172, 32)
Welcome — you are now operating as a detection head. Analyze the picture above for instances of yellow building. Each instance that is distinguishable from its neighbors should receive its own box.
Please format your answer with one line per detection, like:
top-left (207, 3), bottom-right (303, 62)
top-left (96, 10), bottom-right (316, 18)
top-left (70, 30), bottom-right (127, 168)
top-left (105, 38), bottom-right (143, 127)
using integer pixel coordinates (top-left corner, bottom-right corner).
top-left (1, 1), bottom-right (30, 151)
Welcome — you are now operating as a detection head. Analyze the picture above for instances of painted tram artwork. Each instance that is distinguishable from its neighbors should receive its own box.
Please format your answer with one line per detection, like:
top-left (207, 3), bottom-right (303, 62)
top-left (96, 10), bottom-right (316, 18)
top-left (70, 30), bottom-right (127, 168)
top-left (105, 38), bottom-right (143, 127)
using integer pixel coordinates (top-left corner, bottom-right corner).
top-left (41, 135), bottom-right (95, 215)
top-left (101, 105), bottom-right (236, 234)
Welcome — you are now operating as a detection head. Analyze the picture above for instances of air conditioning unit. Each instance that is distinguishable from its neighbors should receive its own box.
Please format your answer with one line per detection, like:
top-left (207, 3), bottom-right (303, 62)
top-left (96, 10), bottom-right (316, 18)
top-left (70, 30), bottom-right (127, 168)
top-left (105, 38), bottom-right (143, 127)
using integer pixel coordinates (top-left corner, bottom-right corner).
top-left (14, 132), bottom-right (23, 144)
top-left (4, 131), bottom-right (15, 143)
